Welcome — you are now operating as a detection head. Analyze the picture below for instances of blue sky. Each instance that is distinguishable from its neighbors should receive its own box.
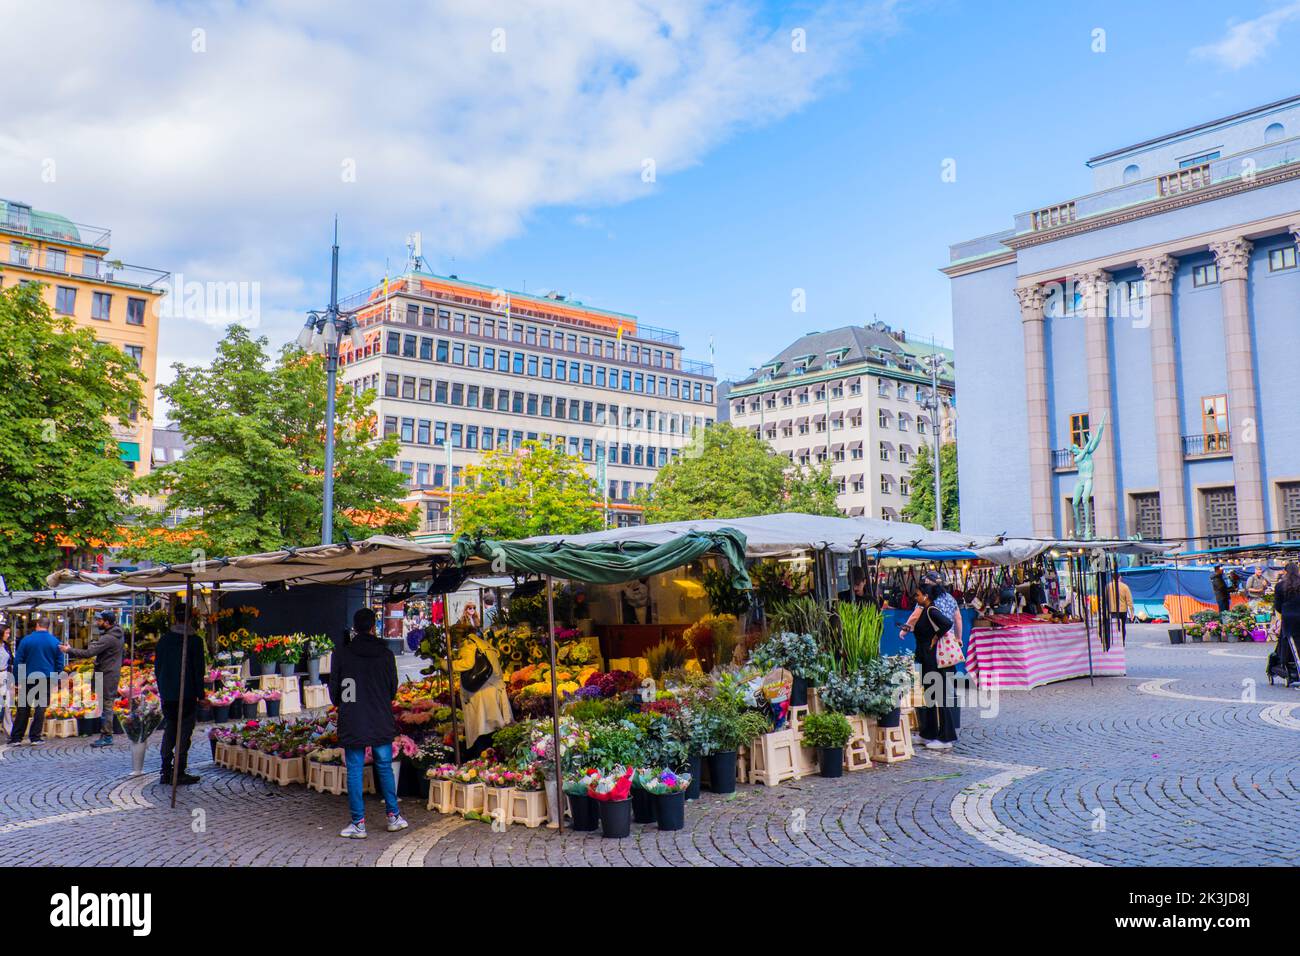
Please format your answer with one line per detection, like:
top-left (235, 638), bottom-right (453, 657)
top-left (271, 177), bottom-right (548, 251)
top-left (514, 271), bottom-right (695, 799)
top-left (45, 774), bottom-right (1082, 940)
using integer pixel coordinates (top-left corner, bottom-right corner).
top-left (4, 0), bottom-right (1298, 390)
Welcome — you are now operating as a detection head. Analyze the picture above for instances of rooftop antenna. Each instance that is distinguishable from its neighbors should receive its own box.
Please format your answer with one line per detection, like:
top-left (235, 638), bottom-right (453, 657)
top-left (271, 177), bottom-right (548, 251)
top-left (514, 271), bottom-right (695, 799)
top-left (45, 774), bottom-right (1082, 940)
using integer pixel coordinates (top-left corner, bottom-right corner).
top-left (405, 232), bottom-right (429, 273)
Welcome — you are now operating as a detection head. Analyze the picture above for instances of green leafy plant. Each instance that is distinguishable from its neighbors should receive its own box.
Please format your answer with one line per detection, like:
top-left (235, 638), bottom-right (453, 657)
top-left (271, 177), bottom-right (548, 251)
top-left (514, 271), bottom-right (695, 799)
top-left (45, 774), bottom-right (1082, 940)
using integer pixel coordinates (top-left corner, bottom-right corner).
top-left (749, 631), bottom-right (826, 683)
top-left (490, 721), bottom-right (535, 767)
top-left (702, 565), bottom-right (751, 617)
top-left (767, 597), bottom-right (835, 651)
top-left (584, 719), bottom-right (645, 772)
top-left (801, 711), bottom-right (852, 749)
top-left (833, 602), bottom-right (883, 673)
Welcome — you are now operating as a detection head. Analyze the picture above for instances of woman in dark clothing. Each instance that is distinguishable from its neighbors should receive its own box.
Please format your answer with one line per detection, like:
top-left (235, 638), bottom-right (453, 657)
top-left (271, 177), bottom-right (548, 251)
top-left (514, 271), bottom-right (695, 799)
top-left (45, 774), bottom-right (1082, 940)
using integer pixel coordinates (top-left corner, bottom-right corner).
top-left (904, 583), bottom-right (958, 750)
top-left (1269, 563), bottom-right (1300, 686)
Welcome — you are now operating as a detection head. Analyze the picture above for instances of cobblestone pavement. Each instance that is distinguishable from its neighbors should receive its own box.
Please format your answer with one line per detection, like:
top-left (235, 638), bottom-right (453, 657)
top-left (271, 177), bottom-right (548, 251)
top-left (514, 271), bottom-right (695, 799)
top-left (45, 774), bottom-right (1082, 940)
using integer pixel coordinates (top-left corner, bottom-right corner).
top-left (1, 625), bottom-right (1295, 867)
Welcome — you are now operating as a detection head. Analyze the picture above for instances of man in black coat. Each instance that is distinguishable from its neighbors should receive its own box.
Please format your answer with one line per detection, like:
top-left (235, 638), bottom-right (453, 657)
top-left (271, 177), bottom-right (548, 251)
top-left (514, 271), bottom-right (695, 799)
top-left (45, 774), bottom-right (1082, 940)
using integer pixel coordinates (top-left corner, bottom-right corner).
top-left (62, 610), bottom-right (124, 748)
top-left (154, 604), bottom-right (206, 786)
top-left (329, 607), bottom-right (406, 838)
top-left (1211, 565), bottom-right (1233, 613)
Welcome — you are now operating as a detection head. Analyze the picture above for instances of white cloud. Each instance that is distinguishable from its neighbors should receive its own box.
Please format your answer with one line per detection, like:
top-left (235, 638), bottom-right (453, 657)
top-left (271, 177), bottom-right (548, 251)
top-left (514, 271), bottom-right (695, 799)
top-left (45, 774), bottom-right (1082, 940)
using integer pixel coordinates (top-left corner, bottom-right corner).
top-left (0, 0), bottom-right (897, 392)
top-left (1191, 2), bottom-right (1300, 69)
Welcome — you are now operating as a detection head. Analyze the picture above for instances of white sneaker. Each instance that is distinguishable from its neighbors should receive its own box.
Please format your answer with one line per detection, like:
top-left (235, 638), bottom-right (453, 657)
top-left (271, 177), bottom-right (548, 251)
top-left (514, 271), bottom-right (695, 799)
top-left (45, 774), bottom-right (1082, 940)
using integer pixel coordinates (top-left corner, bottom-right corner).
top-left (386, 814), bottom-right (409, 832)
top-left (340, 821), bottom-right (367, 839)
top-left (924, 740), bottom-right (953, 751)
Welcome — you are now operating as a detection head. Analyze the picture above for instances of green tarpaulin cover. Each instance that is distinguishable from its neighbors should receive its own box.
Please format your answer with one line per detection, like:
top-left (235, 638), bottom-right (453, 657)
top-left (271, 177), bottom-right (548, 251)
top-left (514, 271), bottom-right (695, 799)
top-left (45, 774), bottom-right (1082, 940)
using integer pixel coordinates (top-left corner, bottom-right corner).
top-left (451, 528), bottom-right (751, 589)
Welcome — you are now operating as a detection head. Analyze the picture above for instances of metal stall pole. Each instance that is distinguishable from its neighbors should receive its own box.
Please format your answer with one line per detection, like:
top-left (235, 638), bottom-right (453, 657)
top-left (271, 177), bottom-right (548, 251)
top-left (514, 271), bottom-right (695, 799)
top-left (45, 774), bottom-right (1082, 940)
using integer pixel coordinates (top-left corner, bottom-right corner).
top-left (544, 575), bottom-right (564, 834)
top-left (437, 561), bottom-right (462, 765)
top-left (171, 574), bottom-right (195, 808)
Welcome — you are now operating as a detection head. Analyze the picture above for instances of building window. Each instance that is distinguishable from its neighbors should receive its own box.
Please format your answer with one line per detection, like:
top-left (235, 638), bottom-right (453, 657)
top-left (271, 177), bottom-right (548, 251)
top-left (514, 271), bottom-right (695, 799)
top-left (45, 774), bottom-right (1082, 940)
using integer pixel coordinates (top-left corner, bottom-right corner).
top-left (55, 286), bottom-right (77, 315)
top-left (1192, 263), bottom-right (1218, 287)
top-left (899, 478), bottom-right (909, 496)
top-left (1069, 413), bottom-right (1090, 447)
top-left (1268, 246), bottom-right (1297, 272)
top-left (124, 345), bottom-right (144, 368)
top-left (1201, 395), bottom-right (1229, 452)
top-left (45, 248), bottom-right (67, 272)
top-left (880, 475), bottom-right (892, 495)
top-left (878, 409), bottom-right (890, 428)
top-left (91, 292), bottom-right (112, 321)
top-left (1201, 486), bottom-right (1239, 548)
top-left (879, 442), bottom-right (890, 461)
top-left (126, 297), bottom-right (146, 325)
top-left (1131, 492), bottom-right (1162, 542)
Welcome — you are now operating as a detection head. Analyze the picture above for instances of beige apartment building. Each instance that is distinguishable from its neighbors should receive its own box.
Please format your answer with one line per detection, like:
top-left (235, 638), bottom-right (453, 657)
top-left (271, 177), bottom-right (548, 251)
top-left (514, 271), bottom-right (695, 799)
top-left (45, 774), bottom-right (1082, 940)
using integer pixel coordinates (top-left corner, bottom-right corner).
top-left (336, 272), bottom-right (718, 537)
top-left (727, 323), bottom-right (955, 520)
top-left (0, 198), bottom-right (168, 475)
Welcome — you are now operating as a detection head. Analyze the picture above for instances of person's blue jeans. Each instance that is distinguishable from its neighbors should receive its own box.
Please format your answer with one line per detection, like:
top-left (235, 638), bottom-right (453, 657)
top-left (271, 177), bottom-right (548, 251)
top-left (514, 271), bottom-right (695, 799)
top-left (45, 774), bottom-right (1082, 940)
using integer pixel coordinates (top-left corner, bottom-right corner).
top-left (344, 744), bottom-right (399, 825)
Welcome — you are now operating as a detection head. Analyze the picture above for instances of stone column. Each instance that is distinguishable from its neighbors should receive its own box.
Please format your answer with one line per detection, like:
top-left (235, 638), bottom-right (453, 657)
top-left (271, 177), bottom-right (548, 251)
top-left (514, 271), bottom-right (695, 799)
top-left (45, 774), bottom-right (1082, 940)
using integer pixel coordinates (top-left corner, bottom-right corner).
top-left (1209, 237), bottom-right (1266, 544)
top-left (1016, 284), bottom-right (1054, 538)
top-left (1076, 269), bottom-right (1119, 539)
top-left (1137, 254), bottom-right (1187, 543)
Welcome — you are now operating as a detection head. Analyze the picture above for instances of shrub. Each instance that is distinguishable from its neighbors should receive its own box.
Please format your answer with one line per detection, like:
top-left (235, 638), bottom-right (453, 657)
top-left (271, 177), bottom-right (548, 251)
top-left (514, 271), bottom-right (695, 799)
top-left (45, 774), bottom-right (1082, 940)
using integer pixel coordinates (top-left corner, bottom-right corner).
top-left (801, 711), bottom-right (852, 749)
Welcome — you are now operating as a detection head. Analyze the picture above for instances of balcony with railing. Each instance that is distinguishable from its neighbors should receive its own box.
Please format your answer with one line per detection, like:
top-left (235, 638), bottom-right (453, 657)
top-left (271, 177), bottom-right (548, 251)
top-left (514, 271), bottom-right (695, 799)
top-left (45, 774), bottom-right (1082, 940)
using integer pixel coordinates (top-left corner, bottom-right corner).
top-left (1052, 448), bottom-right (1078, 471)
top-left (1012, 134), bottom-right (1300, 235)
top-left (5, 243), bottom-right (169, 289)
top-left (1182, 432), bottom-right (1231, 459)
top-left (1, 202), bottom-right (111, 250)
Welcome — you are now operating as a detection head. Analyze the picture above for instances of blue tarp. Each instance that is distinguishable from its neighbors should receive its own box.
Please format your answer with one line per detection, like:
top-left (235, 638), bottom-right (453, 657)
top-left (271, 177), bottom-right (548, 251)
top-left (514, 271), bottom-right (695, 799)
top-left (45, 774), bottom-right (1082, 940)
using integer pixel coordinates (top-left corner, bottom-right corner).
top-left (1119, 565), bottom-right (1219, 606)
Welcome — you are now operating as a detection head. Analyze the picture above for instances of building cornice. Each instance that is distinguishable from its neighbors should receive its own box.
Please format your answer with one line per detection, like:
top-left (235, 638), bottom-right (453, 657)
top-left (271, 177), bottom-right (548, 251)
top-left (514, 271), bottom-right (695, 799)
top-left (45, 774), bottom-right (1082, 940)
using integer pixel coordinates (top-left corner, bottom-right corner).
top-left (729, 361), bottom-right (955, 398)
top-left (940, 249), bottom-right (1016, 278)
top-left (1001, 161), bottom-right (1300, 251)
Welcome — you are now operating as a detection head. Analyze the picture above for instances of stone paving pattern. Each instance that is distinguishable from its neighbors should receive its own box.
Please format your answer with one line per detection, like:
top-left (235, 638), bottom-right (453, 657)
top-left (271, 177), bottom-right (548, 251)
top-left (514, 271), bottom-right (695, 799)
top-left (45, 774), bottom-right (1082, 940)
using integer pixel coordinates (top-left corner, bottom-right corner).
top-left (1, 625), bottom-right (1296, 867)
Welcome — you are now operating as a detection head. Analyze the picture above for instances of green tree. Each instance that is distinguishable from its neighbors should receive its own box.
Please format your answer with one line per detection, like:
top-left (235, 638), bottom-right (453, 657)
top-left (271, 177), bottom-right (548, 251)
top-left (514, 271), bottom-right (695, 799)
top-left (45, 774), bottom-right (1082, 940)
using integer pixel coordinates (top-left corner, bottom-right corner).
top-left (900, 441), bottom-right (960, 531)
top-left (638, 423), bottom-right (841, 522)
top-left (452, 439), bottom-right (603, 540)
top-left (0, 283), bottom-right (144, 587)
top-left (127, 325), bottom-right (415, 562)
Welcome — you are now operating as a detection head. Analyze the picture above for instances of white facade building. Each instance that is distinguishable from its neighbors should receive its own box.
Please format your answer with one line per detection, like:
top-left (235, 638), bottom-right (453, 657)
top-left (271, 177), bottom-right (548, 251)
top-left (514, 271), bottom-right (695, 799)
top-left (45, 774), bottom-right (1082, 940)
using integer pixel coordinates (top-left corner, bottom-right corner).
top-left (337, 272), bottom-right (717, 536)
top-left (728, 323), bottom-right (955, 520)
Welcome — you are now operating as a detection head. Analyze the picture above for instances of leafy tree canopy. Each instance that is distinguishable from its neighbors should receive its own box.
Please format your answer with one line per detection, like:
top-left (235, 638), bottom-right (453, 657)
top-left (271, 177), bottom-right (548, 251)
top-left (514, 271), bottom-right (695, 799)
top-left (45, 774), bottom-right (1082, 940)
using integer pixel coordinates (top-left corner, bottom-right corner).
top-left (0, 284), bottom-right (144, 587)
top-left (900, 441), bottom-right (960, 531)
top-left (452, 439), bottom-right (604, 541)
top-left (127, 325), bottom-right (415, 563)
top-left (638, 423), bottom-right (841, 523)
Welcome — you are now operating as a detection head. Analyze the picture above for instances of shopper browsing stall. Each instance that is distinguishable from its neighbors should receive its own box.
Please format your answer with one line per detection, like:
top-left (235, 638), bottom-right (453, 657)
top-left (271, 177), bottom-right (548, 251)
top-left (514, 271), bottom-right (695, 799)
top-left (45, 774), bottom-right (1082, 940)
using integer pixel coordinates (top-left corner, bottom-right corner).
top-left (61, 610), bottom-right (124, 748)
top-left (451, 603), bottom-right (512, 758)
top-left (8, 616), bottom-right (64, 746)
top-left (904, 583), bottom-right (960, 751)
top-left (330, 607), bottom-right (408, 839)
top-left (155, 603), bottom-right (205, 785)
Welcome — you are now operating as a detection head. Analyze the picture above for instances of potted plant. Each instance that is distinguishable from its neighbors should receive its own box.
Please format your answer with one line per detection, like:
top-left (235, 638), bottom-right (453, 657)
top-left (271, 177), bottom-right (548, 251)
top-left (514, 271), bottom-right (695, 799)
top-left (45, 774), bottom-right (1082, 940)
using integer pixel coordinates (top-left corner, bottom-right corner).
top-left (630, 766), bottom-right (657, 824)
top-left (390, 734), bottom-right (418, 791)
top-left (118, 691), bottom-right (162, 775)
top-left (801, 711), bottom-right (852, 778)
top-left (305, 633), bottom-right (332, 685)
top-left (637, 768), bottom-right (691, 831)
top-left (263, 690), bottom-right (282, 718)
top-left (588, 766), bottom-right (635, 838)
top-left (279, 633), bottom-right (304, 677)
top-left (240, 690), bottom-right (262, 719)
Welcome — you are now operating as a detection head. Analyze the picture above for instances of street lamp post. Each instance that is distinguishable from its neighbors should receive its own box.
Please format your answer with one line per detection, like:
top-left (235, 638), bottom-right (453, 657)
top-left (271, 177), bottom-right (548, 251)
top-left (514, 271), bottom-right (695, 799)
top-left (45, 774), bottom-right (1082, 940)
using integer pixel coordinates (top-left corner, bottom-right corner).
top-left (296, 221), bottom-right (366, 545)
top-left (922, 353), bottom-right (946, 532)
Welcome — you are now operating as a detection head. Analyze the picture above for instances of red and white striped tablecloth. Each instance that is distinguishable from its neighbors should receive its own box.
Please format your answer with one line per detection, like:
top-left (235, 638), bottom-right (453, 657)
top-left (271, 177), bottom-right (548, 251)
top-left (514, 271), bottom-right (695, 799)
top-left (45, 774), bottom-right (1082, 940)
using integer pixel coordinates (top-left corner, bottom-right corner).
top-left (966, 623), bottom-right (1126, 691)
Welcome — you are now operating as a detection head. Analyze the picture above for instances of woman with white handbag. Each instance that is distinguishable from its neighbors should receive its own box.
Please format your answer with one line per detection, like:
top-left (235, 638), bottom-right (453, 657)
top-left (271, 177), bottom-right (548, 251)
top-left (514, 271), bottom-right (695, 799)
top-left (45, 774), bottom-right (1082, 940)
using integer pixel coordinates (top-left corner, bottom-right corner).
top-left (905, 583), bottom-right (961, 750)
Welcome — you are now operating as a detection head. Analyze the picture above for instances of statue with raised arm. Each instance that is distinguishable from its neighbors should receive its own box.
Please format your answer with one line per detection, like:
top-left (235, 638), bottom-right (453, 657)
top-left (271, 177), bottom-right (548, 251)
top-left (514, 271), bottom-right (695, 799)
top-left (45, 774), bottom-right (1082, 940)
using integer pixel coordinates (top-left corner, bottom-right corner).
top-left (1070, 412), bottom-right (1108, 540)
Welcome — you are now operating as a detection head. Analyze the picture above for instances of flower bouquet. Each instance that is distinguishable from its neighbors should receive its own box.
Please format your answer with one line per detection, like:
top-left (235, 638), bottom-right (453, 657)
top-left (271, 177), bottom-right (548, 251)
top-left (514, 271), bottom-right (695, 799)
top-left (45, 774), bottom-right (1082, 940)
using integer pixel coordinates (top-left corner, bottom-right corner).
top-left (562, 768), bottom-right (601, 831)
top-left (427, 763), bottom-right (459, 781)
top-left (637, 767), bottom-right (690, 830)
top-left (588, 765), bottom-right (635, 838)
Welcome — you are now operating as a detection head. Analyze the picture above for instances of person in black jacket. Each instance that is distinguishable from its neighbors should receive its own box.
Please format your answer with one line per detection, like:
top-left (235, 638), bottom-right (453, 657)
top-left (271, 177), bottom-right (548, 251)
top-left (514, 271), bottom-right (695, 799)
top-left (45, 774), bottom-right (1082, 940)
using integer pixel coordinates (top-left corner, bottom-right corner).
top-left (907, 583), bottom-right (958, 750)
top-left (1211, 565), bottom-right (1235, 613)
top-left (62, 610), bottom-right (124, 748)
top-left (154, 603), bottom-right (206, 786)
top-left (330, 607), bottom-right (407, 839)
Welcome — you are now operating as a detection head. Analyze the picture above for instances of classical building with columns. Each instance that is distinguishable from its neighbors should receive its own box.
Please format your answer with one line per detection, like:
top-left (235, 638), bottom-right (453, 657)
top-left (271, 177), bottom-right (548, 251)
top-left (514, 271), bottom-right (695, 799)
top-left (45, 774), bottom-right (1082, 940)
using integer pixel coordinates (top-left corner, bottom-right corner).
top-left (944, 95), bottom-right (1300, 547)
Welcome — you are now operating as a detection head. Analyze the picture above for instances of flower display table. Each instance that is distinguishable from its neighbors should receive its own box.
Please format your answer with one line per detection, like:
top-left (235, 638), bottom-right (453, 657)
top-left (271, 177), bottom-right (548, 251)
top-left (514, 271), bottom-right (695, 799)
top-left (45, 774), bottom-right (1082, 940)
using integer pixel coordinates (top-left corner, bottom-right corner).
top-left (426, 778), bottom-right (453, 813)
top-left (507, 789), bottom-right (548, 828)
top-left (965, 622), bottom-right (1126, 691)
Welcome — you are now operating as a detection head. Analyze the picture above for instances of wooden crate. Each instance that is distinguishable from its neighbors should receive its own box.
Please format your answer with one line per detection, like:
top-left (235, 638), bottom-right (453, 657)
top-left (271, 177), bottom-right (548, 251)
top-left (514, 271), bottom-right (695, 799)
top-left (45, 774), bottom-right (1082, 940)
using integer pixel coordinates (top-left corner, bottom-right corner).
top-left (788, 705), bottom-right (810, 735)
top-left (485, 786), bottom-right (513, 825)
top-left (451, 780), bottom-right (486, 816)
top-left (232, 747), bottom-right (256, 774)
top-left (301, 683), bottom-right (330, 710)
top-left (308, 761), bottom-right (346, 795)
top-left (794, 739), bottom-right (818, 779)
top-left (264, 755), bottom-right (306, 787)
top-left (426, 777), bottom-right (453, 813)
top-left (871, 723), bottom-right (914, 764)
top-left (213, 741), bottom-right (231, 768)
top-left (736, 746), bottom-right (749, 785)
top-left (46, 718), bottom-right (78, 739)
top-left (807, 687), bottom-right (824, 714)
top-left (749, 730), bottom-right (800, 787)
top-left (508, 788), bottom-right (548, 828)
top-left (844, 735), bottom-right (873, 772)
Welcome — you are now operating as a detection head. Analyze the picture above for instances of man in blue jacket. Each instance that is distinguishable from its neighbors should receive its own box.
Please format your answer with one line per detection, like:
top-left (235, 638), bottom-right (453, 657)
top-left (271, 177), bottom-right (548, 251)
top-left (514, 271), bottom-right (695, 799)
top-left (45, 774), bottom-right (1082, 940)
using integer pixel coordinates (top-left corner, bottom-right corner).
top-left (8, 617), bottom-right (66, 745)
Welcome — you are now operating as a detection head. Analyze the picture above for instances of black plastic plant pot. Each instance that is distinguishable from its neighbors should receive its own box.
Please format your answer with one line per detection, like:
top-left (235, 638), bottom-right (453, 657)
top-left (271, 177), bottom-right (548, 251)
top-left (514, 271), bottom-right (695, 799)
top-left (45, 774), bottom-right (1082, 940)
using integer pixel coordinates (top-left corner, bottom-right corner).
top-left (655, 791), bottom-right (686, 831)
top-left (878, 707), bottom-right (902, 728)
top-left (819, 746), bottom-right (845, 778)
top-left (212, 705), bottom-right (230, 723)
top-left (1168, 628), bottom-right (1185, 645)
top-left (685, 754), bottom-right (703, 801)
top-left (597, 798), bottom-right (632, 838)
top-left (790, 675), bottom-right (808, 708)
top-left (266, 700), bottom-right (281, 718)
top-left (568, 792), bottom-right (600, 831)
top-left (209, 739), bottom-right (218, 761)
top-left (707, 751), bottom-right (738, 794)
top-left (631, 784), bottom-right (656, 823)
